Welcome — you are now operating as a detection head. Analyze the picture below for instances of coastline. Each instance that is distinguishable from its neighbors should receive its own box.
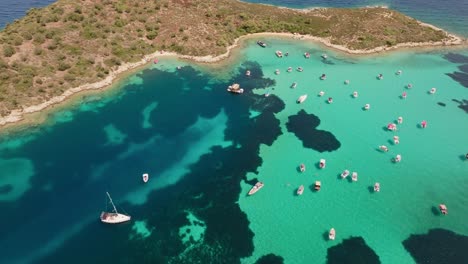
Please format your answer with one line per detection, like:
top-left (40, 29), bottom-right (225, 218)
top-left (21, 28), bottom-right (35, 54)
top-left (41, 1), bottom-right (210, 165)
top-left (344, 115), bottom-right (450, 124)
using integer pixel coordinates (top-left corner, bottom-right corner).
top-left (0, 24), bottom-right (465, 130)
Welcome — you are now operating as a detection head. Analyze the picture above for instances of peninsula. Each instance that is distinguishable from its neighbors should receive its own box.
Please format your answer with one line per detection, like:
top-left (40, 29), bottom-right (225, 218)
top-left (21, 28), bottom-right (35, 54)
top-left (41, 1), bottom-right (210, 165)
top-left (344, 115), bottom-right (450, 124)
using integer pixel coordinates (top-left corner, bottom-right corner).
top-left (0, 0), bottom-right (463, 126)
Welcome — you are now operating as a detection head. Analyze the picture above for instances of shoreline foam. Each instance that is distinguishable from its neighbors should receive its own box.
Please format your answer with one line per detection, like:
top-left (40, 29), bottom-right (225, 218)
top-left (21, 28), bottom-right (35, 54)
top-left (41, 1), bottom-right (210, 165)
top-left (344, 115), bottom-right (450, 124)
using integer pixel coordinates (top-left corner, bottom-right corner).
top-left (0, 23), bottom-right (465, 129)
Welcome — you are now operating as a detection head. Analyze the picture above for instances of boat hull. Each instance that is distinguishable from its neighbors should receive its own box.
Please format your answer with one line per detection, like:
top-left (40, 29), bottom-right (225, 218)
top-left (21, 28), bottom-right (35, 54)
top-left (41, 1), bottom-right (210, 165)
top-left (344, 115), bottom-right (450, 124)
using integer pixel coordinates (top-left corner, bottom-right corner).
top-left (100, 212), bottom-right (131, 224)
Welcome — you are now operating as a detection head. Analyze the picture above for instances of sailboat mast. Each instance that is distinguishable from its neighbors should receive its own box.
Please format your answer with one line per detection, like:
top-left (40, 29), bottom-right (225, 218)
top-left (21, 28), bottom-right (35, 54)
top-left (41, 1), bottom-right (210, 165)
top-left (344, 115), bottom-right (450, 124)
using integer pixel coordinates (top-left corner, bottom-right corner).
top-left (106, 192), bottom-right (119, 214)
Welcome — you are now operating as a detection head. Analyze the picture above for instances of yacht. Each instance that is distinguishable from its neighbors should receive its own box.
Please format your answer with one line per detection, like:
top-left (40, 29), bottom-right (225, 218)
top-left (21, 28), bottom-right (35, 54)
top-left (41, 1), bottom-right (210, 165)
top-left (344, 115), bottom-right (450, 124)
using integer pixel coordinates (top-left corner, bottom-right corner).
top-left (439, 204), bottom-right (448, 215)
top-left (142, 173), bottom-right (149, 183)
top-left (275, 69), bottom-right (280, 75)
top-left (351, 172), bottom-right (358, 181)
top-left (304, 52), bottom-right (310, 58)
top-left (379, 145), bottom-right (389, 152)
top-left (429, 88), bottom-right (437, 94)
top-left (318, 91), bottom-right (325, 97)
top-left (393, 136), bottom-right (400, 145)
top-left (364, 104), bottom-right (370, 110)
top-left (341, 169), bottom-right (350, 178)
top-left (100, 192), bottom-right (131, 224)
top-left (374, 182), bottom-right (380, 192)
top-left (394, 154), bottom-right (402, 163)
top-left (257, 41), bottom-right (267, 47)
top-left (297, 94), bottom-right (308, 104)
top-left (300, 164), bottom-right (306, 172)
top-left (297, 185), bottom-right (304, 195)
top-left (227, 83), bottom-right (244, 94)
top-left (314, 181), bottom-right (321, 191)
top-left (321, 54), bottom-right (328, 60)
top-left (329, 228), bottom-right (336, 240)
top-left (353, 91), bottom-right (358, 98)
top-left (319, 159), bottom-right (326, 169)
top-left (248, 182), bottom-right (264, 195)
top-left (276, 50), bottom-right (283, 58)
top-left (397, 117), bottom-right (403, 124)
top-left (297, 67), bottom-right (304, 72)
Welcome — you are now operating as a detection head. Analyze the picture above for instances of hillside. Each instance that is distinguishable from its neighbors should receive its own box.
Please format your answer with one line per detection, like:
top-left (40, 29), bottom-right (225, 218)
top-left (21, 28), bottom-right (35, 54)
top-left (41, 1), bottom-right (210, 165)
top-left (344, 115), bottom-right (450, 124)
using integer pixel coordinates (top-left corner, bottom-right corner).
top-left (0, 0), bottom-right (455, 117)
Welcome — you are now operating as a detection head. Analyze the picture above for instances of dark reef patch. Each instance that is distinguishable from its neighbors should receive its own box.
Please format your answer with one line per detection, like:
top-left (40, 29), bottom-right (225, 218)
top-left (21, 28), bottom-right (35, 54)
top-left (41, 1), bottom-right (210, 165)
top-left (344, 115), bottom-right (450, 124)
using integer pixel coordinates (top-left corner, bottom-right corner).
top-left (437, 102), bottom-right (446, 107)
top-left (443, 53), bottom-right (468, 64)
top-left (286, 109), bottom-right (341, 152)
top-left (327, 236), bottom-right (380, 264)
top-left (0, 61), bottom-right (284, 264)
top-left (452, 99), bottom-right (468, 113)
top-left (444, 53), bottom-right (468, 89)
top-left (402, 228), bottom-right (468, 264)
top-left (255, 253), bottom-right (284, 264)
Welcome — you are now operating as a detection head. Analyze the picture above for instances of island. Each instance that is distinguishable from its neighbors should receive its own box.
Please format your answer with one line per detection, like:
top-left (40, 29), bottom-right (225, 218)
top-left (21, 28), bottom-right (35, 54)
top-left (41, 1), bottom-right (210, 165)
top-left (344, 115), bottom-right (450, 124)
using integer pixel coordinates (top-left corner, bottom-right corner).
top-left (0, 0), bottom-right (463, 127)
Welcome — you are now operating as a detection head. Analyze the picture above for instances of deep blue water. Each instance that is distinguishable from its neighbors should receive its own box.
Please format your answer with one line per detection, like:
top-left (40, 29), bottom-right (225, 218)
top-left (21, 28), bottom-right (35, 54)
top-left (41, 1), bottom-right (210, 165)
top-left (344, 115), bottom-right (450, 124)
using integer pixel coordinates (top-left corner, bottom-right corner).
top-left (0, 0), bottom-right (55, 29)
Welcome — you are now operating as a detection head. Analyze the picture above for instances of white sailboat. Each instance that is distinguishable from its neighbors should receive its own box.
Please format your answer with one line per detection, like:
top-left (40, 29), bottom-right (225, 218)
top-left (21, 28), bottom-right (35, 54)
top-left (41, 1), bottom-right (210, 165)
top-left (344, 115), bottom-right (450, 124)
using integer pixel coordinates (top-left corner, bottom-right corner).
top-left (100, 192), bottom-right (131, 224)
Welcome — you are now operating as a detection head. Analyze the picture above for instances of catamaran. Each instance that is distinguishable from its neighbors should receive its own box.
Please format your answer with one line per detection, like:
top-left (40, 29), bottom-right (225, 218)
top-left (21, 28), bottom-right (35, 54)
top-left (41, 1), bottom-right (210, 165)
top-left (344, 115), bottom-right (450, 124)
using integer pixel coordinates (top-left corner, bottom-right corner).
top-left (100, 192), bottom-right (131, 224)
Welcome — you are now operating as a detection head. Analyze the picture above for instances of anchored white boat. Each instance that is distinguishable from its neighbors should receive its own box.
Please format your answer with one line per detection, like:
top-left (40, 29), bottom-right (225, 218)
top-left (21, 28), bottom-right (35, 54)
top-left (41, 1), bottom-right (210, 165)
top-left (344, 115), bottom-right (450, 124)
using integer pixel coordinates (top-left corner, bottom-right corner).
top-left (297, 94), bottom-right (308, 104)
top-left (374, 182), bottom-right (380, 192)
top-left (297, 185), bottom-right (304, 195)
top-left (248, 182), bottom-right (264, 195)
top-left (319, 159), bottom-right (326, 169)
top-left (142, 173), bottom-right (149, 183)
top-left (291, 82), bottom-right (297, 89)
top-left (394, 154), bottom-right (402, 162)
top-left (227, 83), bottom-right (244, 94)
top-left (379, 145), bottom-right (389, 152)
top-left (100, 192), bottom-right (131, 224)
top-left (300, 163), bottom-right (306, 172)
top-left (329, 228), bottom-right (336, 240)
top-left (352, 172), bottom-right (358, 181)
top-left (353, 91), bottom-right (358, 98)
top-left (364, 104), bottom-right (370, 110)
top-left (318, 91), bottom-right (325, 97)
top-left (341, 169), bottom-right (350, 178)
top-left (429, 87), bottom-right (436, 94)
top-left (276, 50), bottom-right (283, 58)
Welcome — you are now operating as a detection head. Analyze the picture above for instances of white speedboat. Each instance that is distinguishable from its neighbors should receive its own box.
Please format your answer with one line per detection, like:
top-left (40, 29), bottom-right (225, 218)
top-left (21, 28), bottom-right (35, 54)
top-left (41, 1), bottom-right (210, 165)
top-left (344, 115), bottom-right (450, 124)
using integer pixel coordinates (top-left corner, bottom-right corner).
top-left (297, 185), bottom-right (304, 195)
top-left (297, 94), bottom-right (308, 104)
top-left (353, 91), bottom-right (358, 98)
top-left (429, 87), bottom-right (436, 94)
top-left (100, 192), bottom-right (131, 224)
top-left (397, 117), bottom-right (403, 124)
top-left (387, 123), bottom-right (397, 131)
top-left (287, 67), bottom-right (293, 73)
top-left (319, 159), bottom-right (326, 169)
top-left (351, 172), bottom-right (358, 181)
top-left (314, 181), bottom-right (321, 191)
top-left (393, 136), bottom-right (400, 145)
top-left (248, 182), bottom-right (264, 195)
top-left (276, 50), bottom-right (283, 58)
top-left (245, 70), bottom-right (251, 76)
top-left (227, 83), bottom-right (244, 94)
top-left (439, 204), bottom-right (448, 215)
top-left (379, 145), bottom-right (389, 152)
top-left (394, 154), bottom-right (402, 162)
top-left (341, 169), bottom-right (350, 178)
top-left (396, 70), bottom-right (402, 75)
top-left (318, 91), bottom-right (325, 97)
top-left (300, 163), bottom-right (306, 172)
top-left (374, 182), bottom-right (380, 192)
top-left (142, 173), bottom-right (149, 183)
top-left (329, 228), bottom-right (335, 240)
top-left (304, 52), bottom-right (310, 58)
top-left (364, 104), bottom-right (370, 110)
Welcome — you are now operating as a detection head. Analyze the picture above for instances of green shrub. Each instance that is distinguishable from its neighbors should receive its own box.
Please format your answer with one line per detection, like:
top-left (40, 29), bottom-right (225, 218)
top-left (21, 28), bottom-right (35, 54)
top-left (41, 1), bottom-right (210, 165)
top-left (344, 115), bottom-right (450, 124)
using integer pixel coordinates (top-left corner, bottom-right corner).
top-left (3, 45), bottom-right (15, 57)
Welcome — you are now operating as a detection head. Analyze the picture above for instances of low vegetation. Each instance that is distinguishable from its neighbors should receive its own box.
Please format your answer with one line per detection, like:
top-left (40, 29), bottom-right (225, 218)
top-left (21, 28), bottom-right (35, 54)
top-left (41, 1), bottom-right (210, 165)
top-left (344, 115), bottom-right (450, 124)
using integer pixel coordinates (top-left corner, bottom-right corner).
top-left (0, 0), bottom-right (450, 116)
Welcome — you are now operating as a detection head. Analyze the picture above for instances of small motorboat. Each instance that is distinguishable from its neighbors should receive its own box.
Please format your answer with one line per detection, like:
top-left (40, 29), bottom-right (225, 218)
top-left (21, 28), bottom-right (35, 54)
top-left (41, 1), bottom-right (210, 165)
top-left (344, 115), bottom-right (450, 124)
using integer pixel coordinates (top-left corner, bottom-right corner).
top-left (364, 104), bottom-right (370, 110)
top-left (397, 117), bottom-right (403, 124)
top-left (300, 163), bottom-right (306, 172)
top-left (374, 182), bottom-right (380, 192)
top-left (291, 82), bottom-right (297, 89)
top-left (327, 97), bottom-right (333, 104)
top-left (265, 93), bottom-right (270, 97)
top-left (353, 91), bottom-right (358, 98)
top-left (393, 136), bottom-right (400, 145)
top-left (320, 74), bottom-right (326, 80)
top-left (394, 154), bottom-right (402, 163)
top-left (245, 70), bottom-right (251, 76)
top-left (439, 204), bottom-right (448, 215)
top-left (329, 228), bottom-right (336, 240)
top-left (142, 173), bottom-right (149, 183)
top-left (297, 67), bottom-right (304, 72)
top-left (153, 59), bottom-right (159, 64)
top-left (402, 92), bottom-right (407, 99)
top-left (351, 172), bottom-right (358, 181)
top-left (319, 159), bottom-right (326, 169)
top-left (377, 73), bottom-right (383, 80)
top-left (248, 182), bottom-right (264, 195)
top-left (287, 67), bottom-right (293, 73)
top-left (344, 80), bottom-right (350, 85)
top-left (314, 181), bottom-right (321, 191)
top-left (421, 120), bottom-right (427, 128)
top-left (257, 41), bottom-right (267, 47)
top-left (304, 52), bottom-right (310, 58)
top-left (387, 123), bottom-right (397, 131)
top-left (379, 145), bottom-right (389, 152)
top-left (396, 70), bottom-right (402, 75)
top-left (407, 83), bottom-right (413, 89)
top-left (297, 94), bottom-right (308, 104)
top-left (297, 185), bottom-right (304, 195)
top-left (318, 91), bottom-right (325, 97)
top-left (429, 87), bottom-right (437, 94)
top-left (321, 54), bottom-right (328, 60)
top-left (341, 169), bottom-right (350, 178)
top-left (275, 50), bottom-right (283, 58)
top-left (275, 69), bottom-right (280, 75)
top-left (227, 83), bottom-right (244, 94)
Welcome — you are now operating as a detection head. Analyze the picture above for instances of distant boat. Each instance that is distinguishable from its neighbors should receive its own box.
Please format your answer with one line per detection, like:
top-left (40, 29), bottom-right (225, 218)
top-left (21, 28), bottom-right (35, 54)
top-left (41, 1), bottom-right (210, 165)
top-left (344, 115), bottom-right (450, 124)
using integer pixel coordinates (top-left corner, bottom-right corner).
top-left (379, 145), bottom-right (389, 152)
top-left (257, 41), bottom-right (267, 47)
top-left (297, 67), bottom-right (304, 72)
top-left (318, 91), bottom-right (325, 97)
top-left (387, 123), bottom-right (397, 131)
top-left (153, 59), bottom-right (159, 64)
top-left (344, 80), bottom-right (350, 85)
top-left (393, 136), bottom-right (400, 145)
top-left (319, 159), bottom-right (326, 169)
top-left (314, 181), bottom-right (321, 191)
top-left (397, 117), bottom-right (403, 124)
top-left (297, 94), bottom-right (308, 104)
top-left (248, 182), bottom-right (264, 195)
top-left (394, 154), bottom-right (402, 163)
top-left (291, 82), bottom-right (297, 89)
top-left (320, 74), bottom-right (326, 80)
top-left (321, 54), bottom-right (328, 60)
top-left (275, 69), bottom-right (281, 75)
top-left (329, 228), bottom-right (336, 240)
top-left (439, 204), bottom-right (448, 215)
top-left (407, 83), bottom-right (413, 89)
top-left (245, 70), bottom-right (251, 76)
top-left (341, 169), bottom-right (350, 178)
top-left (304, 52), bottom-right (310, 58)
top-left (227, 83), bottom-right (244, 94)
top-left (297, 185), bottom-right (304, 195)
top-left (374, 182), bottom-right (380, 192)
top-left (327, 97), bottom-right (333, 104)
top-left (364, 104), bottom-right (370, 110)
top-left (353, 91), bottom-right (358, 98)
top-left (378, 73), bottom-right (383, 80)
top-left (396, 70), bottom-right (402, 75)
top-left (142, 173), bottom-right (149, 183)
top-left (276, 50), bottom-right (283, 58)
top-left (100, 192), bottom-right (131, 224)
top-left (351, 172), bottom-right (358, 181)
top-left (300, 163), bottom-right (306, 172)
top-left (287, 67), bottom-right (293, 73)
top-left (421, 120), bottom-right (427, 128)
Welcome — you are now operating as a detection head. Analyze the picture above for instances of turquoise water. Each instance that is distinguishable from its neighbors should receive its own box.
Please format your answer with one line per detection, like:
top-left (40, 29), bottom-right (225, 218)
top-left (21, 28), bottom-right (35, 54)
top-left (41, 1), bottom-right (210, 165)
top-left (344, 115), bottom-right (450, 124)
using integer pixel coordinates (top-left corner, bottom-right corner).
top-left (0, 38), bottom-right (467, 263)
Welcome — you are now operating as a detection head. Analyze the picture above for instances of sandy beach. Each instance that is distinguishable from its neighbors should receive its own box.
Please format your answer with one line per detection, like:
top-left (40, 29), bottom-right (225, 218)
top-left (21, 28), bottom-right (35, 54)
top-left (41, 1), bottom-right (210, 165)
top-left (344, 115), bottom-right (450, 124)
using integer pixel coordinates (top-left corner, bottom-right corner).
top-left (0, 22), bottom-right (465, 129)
